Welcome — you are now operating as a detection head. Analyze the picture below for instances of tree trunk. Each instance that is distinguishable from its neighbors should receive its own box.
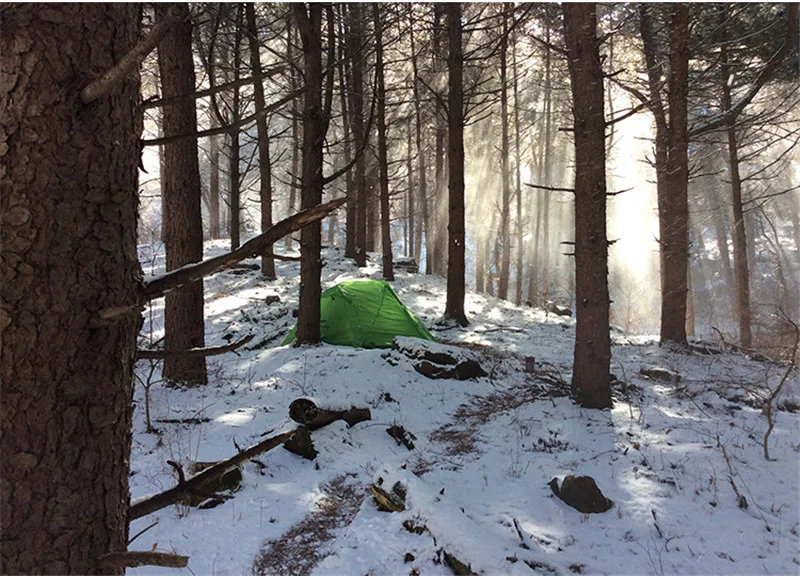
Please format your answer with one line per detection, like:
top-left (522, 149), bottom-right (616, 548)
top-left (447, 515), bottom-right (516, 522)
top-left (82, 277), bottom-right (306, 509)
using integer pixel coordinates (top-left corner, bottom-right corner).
top-left (720, 41), bottom-right (752, 348)
top-left (433, 4), bottom-right (447, 277)
top-left (1, 5), bottom-right (141, 572)
top-left (158, 3), bottom-right (207, 386)
top-left (338, 11), bottom-right (356, 258)
top-left (660, 4), bottom-right (691, 346)
top-left (208, 124), bottom-right (222, 239)
top-left (563, 2), bottom-right (612, 409)
top-left (409, 6), bottom-right (428, 268)
top-left (294, 5), bottom-right (325, 345)
top-left (228, 7), bottom-right (243, 251)
top-left (541, 24), bottom-right (553, 305)
top-left (348, 4), bottom-right (368, 267)
top-left (285, 20), bottom-right (299, 251)
top-left (512, 24), bottom-right (524, 306)
top-left (373, 5), bottom-right (394, 281)
top-left (406, 120), bottom-right (415, 260)
top-left (640, 4), bottom-right (690, 346)
top-left (498, 6), bottom-right (511, 301)
top-left (246, 3), bottom-right (276, 279)
top-left (444, 3), bottom-right (468, 326)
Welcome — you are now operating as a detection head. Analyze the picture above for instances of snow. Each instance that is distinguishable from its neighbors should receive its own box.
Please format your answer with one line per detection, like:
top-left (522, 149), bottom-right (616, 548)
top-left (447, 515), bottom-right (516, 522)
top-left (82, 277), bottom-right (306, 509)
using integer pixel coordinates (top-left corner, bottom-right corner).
top-left (129, 243), bottom-right (800, 576)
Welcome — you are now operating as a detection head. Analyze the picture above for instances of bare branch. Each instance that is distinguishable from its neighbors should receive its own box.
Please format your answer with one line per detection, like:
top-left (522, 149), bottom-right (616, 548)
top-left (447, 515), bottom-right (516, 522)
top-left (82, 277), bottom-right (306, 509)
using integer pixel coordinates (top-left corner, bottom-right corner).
top-left (100, 551), bottom-right (188, 569)
top-left (81, 5), bottom-right (184, 104)
top-left (136, 335), bottom-right (254, 360)
top-left (142, 90), bottom-right (301, 146)
top-left (143, 197), bottom-right (345, 301)
top-left (524, 182), bottom-right (575, 194)
top-left (143, 67), bottom-right (285, 109)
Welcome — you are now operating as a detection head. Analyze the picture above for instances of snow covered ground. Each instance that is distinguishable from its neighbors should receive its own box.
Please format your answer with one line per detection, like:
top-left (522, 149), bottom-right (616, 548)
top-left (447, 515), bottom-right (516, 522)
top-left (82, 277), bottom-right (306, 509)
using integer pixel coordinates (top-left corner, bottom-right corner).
top-left (130, 242), bottom-right (799, 576)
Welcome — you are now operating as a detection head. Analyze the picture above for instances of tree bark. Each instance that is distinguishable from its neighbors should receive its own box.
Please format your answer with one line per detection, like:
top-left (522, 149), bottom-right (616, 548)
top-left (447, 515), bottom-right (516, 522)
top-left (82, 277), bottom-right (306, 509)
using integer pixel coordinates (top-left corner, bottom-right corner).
top-left (294, 4), bottom-right (325, 345)
top-left (409, 5), bottom-right (428, 268)
top-left (348, 4), bottom-right (368, 267)
top-left (338, 10), bottom-right (357, 258)
top-left (563, 2), bottom-right (612, 409)
top-left (374, 4), bottom-right (394, 281)
top-left (246, 3), bottom-right (276, 279)
top-left (512, 24), bottom-right (524, 306)
top-left (158, 3), bottom-right (207, 385)
top-left (406, 119), bottom-right (415, 260)
top-left (285, 20), bottom-right (300, 251)
top-left (228, 6), bottom-right (243, 251)
top-left (541, 23), bottom-right (553, 305)
top-left (432, 4), bottom-right (447, 277)
top-left (661, 4), bottom-right (691, 346)
top-left (444, 3), bottom-right (468, 326)
top-left (1, 5), bottom-right (141, 572)
top-left (640, 4), bottom-right (690, 346)
top-left (498, 6), bottom-right (512, 301)
top-left (720, 38), bottom-right (752, 348)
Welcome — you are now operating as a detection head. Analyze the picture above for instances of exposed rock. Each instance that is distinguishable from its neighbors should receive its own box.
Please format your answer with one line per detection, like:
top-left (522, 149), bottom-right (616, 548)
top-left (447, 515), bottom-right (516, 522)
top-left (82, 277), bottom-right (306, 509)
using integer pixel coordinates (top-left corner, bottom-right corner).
top-left (549, 475), bottom-right (613, 513)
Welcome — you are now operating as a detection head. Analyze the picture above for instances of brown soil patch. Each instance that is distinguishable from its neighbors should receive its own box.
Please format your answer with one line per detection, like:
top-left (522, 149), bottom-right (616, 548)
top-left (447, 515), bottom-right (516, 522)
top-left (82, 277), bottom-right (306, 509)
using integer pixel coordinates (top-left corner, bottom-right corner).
top-left (252, 475), bottom-right (365, 576)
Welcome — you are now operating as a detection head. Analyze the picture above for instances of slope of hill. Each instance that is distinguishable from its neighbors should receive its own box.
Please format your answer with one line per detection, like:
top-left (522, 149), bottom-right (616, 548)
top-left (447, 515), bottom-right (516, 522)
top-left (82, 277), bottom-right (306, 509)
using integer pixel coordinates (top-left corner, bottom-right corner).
top-left (130, 243), bottom-right (799, 576)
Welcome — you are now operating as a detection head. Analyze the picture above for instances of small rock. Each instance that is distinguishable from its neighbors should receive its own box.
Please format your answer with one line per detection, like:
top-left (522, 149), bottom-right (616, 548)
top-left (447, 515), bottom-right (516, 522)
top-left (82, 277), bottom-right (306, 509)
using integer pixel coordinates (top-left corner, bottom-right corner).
top-left (549, 475), bottom-right (613, 513)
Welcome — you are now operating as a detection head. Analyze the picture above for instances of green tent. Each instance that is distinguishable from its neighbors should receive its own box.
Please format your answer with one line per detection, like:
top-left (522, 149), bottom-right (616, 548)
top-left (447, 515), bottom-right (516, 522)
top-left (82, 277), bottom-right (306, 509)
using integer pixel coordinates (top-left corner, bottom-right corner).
top-left (282, 279), bottom-right (436, 347)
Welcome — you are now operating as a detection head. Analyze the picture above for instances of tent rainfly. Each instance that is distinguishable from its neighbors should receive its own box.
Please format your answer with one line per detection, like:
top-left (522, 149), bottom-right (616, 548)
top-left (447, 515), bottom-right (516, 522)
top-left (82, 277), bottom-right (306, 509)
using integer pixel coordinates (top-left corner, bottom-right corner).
top-left (282, 279), bottom-right (435, 348)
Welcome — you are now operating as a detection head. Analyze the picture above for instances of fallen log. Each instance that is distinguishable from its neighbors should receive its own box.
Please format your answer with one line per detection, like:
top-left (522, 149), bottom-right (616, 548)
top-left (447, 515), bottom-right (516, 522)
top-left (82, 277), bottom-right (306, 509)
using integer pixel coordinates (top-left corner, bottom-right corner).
top-left (137, 334), bottom-right (253, 360)
top-left (129, 429), bottom-right (295, 520)
top-left (288, 398), bottom-right (371, 430)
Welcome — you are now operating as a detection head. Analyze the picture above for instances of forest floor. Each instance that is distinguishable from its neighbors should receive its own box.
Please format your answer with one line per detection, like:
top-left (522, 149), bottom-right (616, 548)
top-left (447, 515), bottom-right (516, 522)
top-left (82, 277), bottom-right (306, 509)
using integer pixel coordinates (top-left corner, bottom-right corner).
top-left (130, 242), bottom-right (800, 576)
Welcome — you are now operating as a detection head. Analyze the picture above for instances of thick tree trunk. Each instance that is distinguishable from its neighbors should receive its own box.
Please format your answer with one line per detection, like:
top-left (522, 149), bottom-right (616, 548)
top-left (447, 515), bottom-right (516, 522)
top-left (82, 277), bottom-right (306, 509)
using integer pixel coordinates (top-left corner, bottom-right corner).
top-left (0, 5), bottom-right (141, 572)
top-left (512, 25), bottom-right (524, 306)
top-left (444, 3), bottom-right (468, 326)
top-left (541, 24), bottom-right (553, 305)
top-left (406, 120), bottom-right (415, 260)
top-left (285, 21), bottom-right (299, 251)
top-left (158, 3), bottom-right (207, 385)
top-left (409, 6), bottom-right (428, 268)
top-left (294, 5), bottom-right (325, 345)
top-left (640, 4), bottom-right (690, 346)
top-left (498, 6), bottom-right (511, 301)
top-left (338, 13), bottom-right (357, 259)
top-left (660, 4), bottom-right (691, 346)
top-left (563, 2), bottom-right (612, 409)
top-left (246, 3), bottom-right (276, 279)
top-left (720, 43), bottom-right (752, 348)
top-left (374, 5), bottom-right (394, 281)
top-left (348, 4), bottom-right (368, 267)
top-left (228, 8), bottom-right (243, 251)
top-left (432, 4), bottom-right (447, 277)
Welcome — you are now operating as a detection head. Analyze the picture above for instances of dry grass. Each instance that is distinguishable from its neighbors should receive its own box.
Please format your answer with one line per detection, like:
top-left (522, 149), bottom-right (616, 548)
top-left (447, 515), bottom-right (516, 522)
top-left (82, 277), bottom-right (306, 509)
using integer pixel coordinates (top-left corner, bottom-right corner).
top-left (429, 371), bottom-right (570, 462)
top-left (252, 475), bottom-right (365, 576)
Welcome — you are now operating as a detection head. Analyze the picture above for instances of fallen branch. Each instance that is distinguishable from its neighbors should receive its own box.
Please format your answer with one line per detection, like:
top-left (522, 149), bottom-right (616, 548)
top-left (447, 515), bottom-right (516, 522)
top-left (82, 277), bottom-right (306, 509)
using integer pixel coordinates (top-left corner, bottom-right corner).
top-left (100, 551), bottom-right (188, 569)
top-left (129, 429), bottom-right (295, 520)
top-left (143, 197), bottom-right (344, 301)
top-left (288, 398), bottom-right (371, 430)
top-left (136, 334), bottom-right (254, 360)
top-left (81, 6), bottom-right (184, 104)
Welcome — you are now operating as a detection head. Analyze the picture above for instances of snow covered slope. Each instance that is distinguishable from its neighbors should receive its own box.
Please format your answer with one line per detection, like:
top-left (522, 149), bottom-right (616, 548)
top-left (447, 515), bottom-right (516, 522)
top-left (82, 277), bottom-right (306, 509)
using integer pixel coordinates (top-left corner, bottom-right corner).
top-left (130, 243), bottom-right (799, 576)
